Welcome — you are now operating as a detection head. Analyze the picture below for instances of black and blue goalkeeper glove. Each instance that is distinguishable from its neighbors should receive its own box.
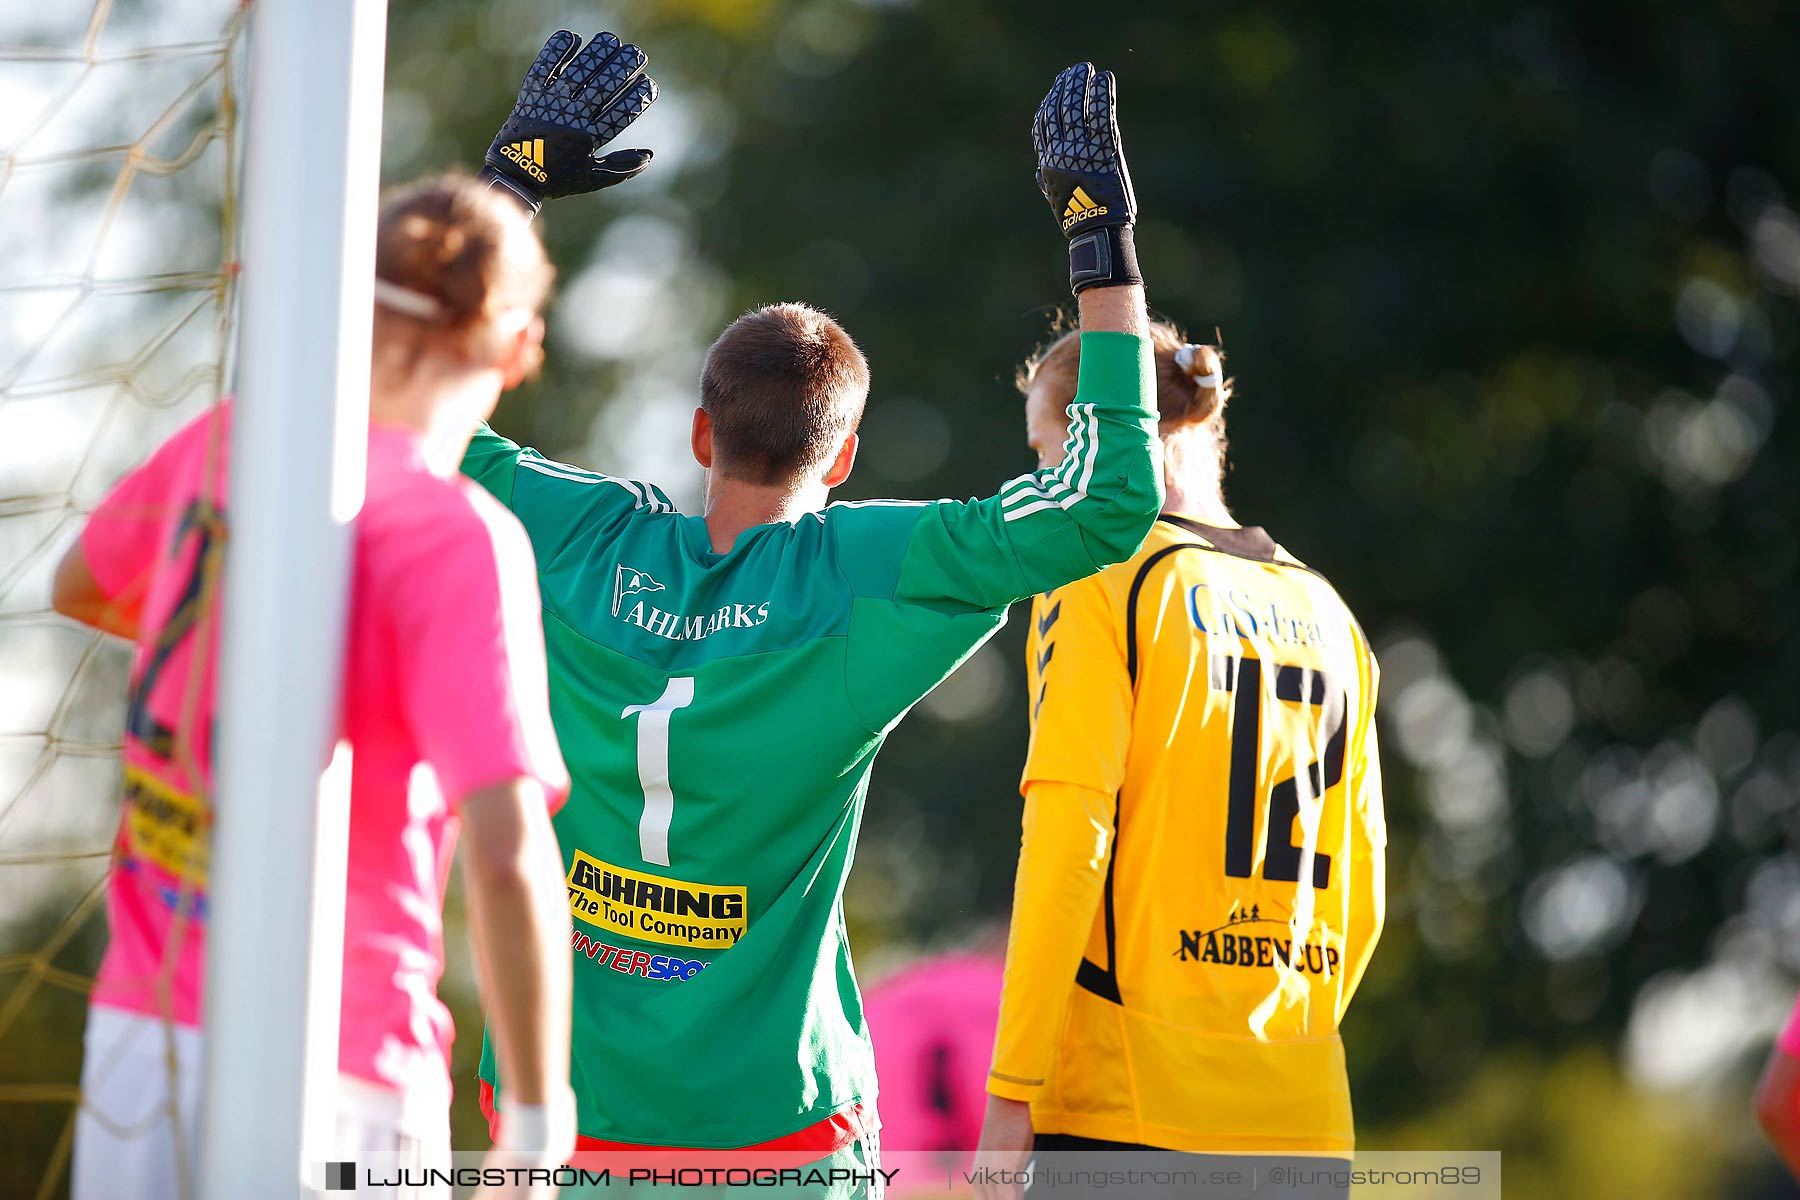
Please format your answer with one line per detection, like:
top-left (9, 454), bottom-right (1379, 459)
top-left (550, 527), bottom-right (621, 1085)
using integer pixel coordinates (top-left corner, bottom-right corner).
top-left (1032, 62), bottom-right (1141, 294)
top-left (481, 30), bottom-right (658, 216)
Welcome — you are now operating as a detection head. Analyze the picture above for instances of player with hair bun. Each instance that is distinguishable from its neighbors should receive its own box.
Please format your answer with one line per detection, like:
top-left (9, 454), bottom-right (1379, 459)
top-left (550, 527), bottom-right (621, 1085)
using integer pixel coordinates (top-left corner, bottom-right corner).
top-left (1020, 322), bottom-right (1238, 529)
top-left (976, 321), bottom-right (1387, 1200)
top-left (53, 173), bottom-right (576, 1200)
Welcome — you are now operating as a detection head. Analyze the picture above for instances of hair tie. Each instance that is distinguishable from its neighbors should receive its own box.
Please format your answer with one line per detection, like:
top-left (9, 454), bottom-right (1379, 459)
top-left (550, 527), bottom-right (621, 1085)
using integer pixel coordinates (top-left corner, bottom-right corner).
top-left (1173, 342), bottom-right (1222, 390)
top-left (373, 277), bottom-right (446, 321)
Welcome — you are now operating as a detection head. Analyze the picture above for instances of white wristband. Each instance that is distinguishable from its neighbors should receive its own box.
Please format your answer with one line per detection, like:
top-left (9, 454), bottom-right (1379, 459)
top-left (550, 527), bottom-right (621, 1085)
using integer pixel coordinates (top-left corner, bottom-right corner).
top-left (495, 1090), bottom-right (577, 1165)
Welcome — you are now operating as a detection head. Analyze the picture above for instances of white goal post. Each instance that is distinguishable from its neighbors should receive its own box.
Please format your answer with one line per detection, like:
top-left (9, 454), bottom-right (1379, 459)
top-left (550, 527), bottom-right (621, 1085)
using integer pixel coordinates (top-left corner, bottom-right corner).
top-left (199, 2), bottom-right (388, 1197)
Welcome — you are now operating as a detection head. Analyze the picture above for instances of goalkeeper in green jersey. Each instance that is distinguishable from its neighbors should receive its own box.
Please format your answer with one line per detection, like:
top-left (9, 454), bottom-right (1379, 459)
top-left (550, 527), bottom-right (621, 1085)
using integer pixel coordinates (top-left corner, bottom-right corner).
top-left (470, 32), bottom-right (1159, 1181)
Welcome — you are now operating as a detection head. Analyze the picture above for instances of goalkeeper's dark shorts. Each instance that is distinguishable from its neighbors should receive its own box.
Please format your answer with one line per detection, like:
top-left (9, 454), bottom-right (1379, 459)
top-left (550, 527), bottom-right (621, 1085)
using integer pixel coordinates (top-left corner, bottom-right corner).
top-left (1031, 1134), bottom-right (1350, 1200)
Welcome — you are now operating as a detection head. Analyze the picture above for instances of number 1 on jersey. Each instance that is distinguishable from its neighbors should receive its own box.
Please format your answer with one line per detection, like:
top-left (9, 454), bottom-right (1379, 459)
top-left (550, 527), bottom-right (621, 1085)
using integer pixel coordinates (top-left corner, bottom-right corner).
top-left (623, 677), bottom-right (695, 866)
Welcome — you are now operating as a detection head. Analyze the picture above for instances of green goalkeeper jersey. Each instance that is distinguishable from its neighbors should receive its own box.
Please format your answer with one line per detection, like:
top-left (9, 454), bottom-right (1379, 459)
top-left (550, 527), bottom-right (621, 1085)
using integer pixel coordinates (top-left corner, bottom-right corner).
top-left (468, 332), bottom-right (1159, 1148)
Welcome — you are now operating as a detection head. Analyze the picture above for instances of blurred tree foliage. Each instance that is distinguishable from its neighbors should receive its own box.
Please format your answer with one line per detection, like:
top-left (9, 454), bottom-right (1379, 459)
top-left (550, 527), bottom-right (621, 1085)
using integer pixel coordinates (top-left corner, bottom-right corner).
top-left (377, 1), bottom-right (1800, 1194)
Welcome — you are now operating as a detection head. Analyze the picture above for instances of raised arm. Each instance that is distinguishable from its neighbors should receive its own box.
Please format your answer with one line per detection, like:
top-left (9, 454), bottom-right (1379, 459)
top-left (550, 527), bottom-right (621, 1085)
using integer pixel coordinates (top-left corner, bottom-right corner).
top-left (862, 62), bottom-right (1161, 619)
top-left (460, 29), bottom-right (667, 552)
top-left (462, 422), bottom-right (529, 508)
top-left (1078, 284), bottom-right (1148, 339)
top-left (461, 421), bottom-right (676, 585)
top-left (882, 322), bottom-right (1157, 614)
top-left (833, 64), bottom-right (1160, 732)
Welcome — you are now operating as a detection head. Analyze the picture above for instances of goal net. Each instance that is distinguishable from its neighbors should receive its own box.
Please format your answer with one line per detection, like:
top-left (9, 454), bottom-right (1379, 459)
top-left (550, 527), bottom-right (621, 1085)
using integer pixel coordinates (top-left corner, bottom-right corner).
top-left (0, 1), bottom-right (244, 1195)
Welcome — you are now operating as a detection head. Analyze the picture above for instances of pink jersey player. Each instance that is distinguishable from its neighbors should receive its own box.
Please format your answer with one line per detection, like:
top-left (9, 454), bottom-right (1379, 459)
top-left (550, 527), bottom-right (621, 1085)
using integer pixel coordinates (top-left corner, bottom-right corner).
top-left (80, 404), bottom-right (565, 1045)
top-left (864, 952), bottom-right (1004, 1186)
top-left (56, 174), bottom-right (578, 1200)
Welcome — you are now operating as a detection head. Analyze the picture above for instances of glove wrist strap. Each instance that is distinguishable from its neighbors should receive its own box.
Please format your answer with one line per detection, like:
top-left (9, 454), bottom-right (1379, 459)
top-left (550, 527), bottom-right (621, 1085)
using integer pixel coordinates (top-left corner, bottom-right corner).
top-left (480, 165), bottom-right (543, 218)
top-left (1068, 224), bottom-right (1141, 294)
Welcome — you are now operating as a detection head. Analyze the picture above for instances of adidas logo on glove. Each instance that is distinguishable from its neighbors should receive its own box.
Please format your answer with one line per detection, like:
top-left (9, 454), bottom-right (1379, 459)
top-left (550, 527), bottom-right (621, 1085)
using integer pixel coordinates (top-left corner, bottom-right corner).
top-left (1061, 186), bottom-right (1108, 231)
top-left (500, 138), bottom-right (549, 183)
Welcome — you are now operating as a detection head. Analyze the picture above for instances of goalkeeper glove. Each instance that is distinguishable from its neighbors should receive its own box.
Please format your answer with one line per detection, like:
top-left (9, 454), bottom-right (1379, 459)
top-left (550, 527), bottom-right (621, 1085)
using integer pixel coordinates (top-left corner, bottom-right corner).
top-left (1032, 62), bottom-right (1141, 294)
top-left (482, 29), bottom-right (658, 216)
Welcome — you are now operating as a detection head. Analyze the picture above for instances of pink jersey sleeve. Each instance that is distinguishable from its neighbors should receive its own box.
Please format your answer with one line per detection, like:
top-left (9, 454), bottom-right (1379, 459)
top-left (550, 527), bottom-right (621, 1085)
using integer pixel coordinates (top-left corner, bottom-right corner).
top-left (81, 409), bottom-right (224, 601)
top-left (1781, 992), bottom-right (1800, 1058)
top-left (385, 486), bottom-right (568, 810)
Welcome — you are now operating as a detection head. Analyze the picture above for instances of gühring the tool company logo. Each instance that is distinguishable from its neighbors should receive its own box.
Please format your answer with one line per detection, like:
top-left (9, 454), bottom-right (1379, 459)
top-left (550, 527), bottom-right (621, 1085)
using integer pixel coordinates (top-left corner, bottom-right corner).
top-left (567, 850), bottom-right (746, 948)
top-left (611, 563), bottom-right (771, 642)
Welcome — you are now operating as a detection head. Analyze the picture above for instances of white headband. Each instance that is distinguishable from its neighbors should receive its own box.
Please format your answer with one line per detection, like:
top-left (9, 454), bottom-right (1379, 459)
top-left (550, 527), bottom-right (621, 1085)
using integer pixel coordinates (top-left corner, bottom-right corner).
top-left (373, 277), bottom-right (445, 320)
top-left (1173, 342), bottom-right (1222, 390)
top-left (373, 277), bottom-right (535, 338)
